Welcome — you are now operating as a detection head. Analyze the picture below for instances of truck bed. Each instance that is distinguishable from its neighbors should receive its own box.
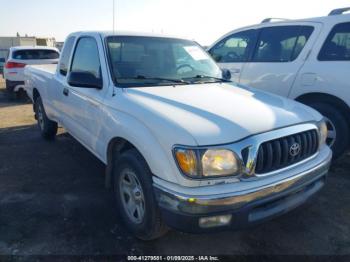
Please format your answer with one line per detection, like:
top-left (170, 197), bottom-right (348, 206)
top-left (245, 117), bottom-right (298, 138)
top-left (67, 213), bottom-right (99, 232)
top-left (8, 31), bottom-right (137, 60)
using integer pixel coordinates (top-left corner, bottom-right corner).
top-left (26, 64), bottom-right (57, 74)
top-left (24, 64), bottom-right (58, 103)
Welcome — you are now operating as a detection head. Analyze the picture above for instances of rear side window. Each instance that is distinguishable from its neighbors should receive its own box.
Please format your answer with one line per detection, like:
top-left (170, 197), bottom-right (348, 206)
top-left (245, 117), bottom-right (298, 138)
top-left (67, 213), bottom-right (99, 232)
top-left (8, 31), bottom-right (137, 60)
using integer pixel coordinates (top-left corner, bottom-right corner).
top-left (12, 49), bottom-right (59, 60)
top-left (252, 26), bottom-right (313, 62)
top-left (318, 22), bottom-right (350, 61)
top-left (59, 36), bottom-right (76, 76)
top-left (209, 30), bottom-right (257, 63)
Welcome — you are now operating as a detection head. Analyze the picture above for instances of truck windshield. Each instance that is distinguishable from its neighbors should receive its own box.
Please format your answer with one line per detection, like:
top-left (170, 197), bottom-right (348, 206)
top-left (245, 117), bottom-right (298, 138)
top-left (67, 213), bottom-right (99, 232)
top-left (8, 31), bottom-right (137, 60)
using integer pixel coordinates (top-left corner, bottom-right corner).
top-left (106, 36), bottom-right (223, 87)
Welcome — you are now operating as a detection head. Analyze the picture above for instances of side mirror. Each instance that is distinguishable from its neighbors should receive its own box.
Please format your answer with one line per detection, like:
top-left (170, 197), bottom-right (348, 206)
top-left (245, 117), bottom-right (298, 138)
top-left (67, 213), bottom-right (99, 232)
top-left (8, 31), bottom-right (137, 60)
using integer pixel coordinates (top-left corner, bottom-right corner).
top-left (222, 69), bottom-right (231, 80)
top-left (68, 71), bottom-right (103, 89)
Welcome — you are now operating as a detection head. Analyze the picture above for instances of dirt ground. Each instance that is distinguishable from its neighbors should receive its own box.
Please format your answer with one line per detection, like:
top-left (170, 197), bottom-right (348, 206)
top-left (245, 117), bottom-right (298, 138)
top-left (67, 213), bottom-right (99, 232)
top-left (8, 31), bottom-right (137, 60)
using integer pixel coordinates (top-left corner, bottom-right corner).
top-left (0, 77), bottom-right (349, 256)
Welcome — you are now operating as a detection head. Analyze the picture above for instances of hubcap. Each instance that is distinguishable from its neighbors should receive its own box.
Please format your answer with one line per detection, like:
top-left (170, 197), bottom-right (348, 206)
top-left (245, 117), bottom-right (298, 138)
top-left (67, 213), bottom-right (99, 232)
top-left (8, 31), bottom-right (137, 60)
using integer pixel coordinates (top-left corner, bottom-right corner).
top-left (37, 104), bottom-right (44, 130)
top-left (324, 116), bottom-right (336, 147)
top-left (119, 168), bottom-right (145, 224)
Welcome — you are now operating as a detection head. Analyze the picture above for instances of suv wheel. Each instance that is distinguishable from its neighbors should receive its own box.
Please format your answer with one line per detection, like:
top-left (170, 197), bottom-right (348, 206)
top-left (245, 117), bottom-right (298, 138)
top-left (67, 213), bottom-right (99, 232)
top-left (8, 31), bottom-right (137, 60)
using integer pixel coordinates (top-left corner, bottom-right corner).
top-left (309, 102), bottom-right (349, 159)
top-left (113, 149), bottom-right (168, 240)
top-left (34, 97), bottom-right (58, 140)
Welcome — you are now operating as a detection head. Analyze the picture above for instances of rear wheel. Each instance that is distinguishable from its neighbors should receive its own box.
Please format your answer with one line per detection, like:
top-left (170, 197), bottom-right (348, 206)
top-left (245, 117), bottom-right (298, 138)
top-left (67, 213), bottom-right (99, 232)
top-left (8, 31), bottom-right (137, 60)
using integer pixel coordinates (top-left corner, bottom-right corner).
top-left (308, 102), bottom-right (349, 159)
top-left (113, 149), bottom-right (168, 240)
top-left (34, 97), bottom-right (58, 140)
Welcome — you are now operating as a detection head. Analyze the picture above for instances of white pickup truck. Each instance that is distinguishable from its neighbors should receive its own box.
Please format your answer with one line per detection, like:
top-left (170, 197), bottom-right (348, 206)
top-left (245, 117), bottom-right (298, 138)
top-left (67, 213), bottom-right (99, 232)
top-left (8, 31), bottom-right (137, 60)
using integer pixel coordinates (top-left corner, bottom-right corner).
top-left (24, 31), bottom-right (332, 240)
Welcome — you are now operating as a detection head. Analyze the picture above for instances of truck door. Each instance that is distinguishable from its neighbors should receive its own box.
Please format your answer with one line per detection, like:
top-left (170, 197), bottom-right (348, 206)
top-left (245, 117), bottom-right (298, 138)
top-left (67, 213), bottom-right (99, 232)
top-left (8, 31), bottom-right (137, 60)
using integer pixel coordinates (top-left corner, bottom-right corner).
top-left (239, 23), bottom-right (321, 97)
top-left (208, 29), bottom-right (257, 83)
top-left (62, 34), bottom-right (108, 154)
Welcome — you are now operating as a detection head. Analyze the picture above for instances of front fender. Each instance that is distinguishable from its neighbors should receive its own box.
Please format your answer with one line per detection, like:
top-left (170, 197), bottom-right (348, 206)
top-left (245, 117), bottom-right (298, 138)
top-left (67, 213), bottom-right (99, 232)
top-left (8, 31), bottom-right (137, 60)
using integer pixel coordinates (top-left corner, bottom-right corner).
top-left (100, 108), bottom-right (182, 185)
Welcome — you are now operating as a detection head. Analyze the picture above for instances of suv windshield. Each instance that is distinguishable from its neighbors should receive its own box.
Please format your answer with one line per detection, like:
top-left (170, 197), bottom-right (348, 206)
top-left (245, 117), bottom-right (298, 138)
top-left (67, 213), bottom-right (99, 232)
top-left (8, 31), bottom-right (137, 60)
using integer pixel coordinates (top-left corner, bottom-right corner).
top-left (106, 36), bottom-right (223, 87)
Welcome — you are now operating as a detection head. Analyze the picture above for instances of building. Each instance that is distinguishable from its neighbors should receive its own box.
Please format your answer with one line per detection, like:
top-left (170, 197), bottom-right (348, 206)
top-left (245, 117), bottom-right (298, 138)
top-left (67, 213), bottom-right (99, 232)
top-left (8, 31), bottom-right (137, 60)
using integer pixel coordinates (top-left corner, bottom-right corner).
top-left (36, 37), bottom-right (56, 47)
top-left (0, 36), bottom-right (57, 50)
top-left (0, 36), bottom-right (37, 49)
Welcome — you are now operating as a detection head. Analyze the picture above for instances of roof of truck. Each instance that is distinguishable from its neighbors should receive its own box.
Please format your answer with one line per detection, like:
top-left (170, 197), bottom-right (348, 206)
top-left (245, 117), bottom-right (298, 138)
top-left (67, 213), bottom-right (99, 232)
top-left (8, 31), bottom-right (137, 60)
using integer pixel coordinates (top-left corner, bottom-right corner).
top-left (70, 31), bottom-right (186, 40)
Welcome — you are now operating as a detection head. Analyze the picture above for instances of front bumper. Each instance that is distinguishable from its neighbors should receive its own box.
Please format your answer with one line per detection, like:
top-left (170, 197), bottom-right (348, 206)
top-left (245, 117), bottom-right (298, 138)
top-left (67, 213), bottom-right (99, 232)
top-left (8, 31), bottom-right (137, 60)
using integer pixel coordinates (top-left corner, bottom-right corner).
top-left (154, 147), bottom-right (332, 233)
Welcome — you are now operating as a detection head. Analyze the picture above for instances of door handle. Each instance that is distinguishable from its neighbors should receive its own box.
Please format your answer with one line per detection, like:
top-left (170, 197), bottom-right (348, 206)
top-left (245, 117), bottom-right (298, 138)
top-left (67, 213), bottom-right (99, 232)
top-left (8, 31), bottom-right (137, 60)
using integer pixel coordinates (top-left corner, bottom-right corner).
top-left (63, 88), bottom-right (69, 96)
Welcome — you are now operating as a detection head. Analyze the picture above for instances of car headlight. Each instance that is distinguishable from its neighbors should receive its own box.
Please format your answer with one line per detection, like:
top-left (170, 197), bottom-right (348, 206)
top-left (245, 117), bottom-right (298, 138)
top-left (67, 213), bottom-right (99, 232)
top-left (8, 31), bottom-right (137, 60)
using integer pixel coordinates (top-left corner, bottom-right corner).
top-left (317, 119), bottom-right (328, 146)
top-left (174, 147), bottom-right (241, 178)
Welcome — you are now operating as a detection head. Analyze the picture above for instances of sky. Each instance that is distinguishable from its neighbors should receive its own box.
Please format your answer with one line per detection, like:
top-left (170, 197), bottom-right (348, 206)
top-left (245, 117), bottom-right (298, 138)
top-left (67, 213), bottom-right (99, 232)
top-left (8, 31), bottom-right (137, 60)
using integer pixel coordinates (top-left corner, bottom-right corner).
top-left (1, 0), bottom-right (349, 45)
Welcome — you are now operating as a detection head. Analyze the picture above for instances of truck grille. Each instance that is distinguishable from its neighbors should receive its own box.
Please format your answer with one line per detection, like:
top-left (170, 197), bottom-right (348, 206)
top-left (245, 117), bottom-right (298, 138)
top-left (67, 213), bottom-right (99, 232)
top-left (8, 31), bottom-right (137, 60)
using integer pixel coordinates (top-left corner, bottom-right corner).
top-left (255, 129), bottom-right (319, 174)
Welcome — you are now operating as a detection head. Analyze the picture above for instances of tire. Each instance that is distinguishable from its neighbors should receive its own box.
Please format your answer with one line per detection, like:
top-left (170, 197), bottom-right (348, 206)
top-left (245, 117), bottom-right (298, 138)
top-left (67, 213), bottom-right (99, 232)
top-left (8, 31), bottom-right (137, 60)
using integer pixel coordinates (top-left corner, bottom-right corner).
top-left (113, 149), bottom-right (168, 240)
top-left (308, 102), bottom-right (349, 159)
top-left (34, 96), bottom-right (58, 140)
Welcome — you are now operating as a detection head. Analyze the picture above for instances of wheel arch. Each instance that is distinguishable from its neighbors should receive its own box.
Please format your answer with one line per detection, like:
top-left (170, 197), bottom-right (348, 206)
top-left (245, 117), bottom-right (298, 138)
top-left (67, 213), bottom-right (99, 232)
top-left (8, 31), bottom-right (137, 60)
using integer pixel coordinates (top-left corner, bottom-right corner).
top-left (32, 88), bottom-right (40, 114)
top-left (32, 88), bottom-right (40, 101)
top-left (105, 137), bottom-right (145, 189)
top-left (295, 92), bottom-right (350, 124)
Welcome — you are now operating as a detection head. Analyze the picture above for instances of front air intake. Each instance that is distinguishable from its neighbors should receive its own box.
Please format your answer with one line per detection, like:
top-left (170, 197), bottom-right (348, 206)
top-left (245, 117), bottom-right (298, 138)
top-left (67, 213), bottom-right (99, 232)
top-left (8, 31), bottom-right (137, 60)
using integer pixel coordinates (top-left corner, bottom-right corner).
top-left (255, 129), bottom-right (319, 174)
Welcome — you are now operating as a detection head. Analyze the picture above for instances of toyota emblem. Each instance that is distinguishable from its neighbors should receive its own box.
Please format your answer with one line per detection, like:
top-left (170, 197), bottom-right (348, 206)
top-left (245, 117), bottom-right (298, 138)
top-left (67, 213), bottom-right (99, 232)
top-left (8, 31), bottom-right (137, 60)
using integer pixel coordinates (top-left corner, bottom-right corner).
top-left (290, 143), bottom-right (301, 157)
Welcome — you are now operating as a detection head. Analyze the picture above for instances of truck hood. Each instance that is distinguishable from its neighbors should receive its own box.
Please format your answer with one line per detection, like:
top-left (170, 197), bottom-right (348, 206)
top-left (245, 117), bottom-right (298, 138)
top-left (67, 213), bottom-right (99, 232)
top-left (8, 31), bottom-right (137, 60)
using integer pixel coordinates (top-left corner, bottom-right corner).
top-left (121, 83), bottom-right (322, 145)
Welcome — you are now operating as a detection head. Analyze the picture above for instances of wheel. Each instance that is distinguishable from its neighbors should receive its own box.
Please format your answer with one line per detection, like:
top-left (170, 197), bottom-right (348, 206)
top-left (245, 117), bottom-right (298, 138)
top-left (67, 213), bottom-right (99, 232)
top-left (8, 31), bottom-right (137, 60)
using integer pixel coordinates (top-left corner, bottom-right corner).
top-left (308, 102), bottom-right (349, 159)
top-left (113, 149), bottom-right (168, 240)
top-left (34, 96), bottom-right (58, 140)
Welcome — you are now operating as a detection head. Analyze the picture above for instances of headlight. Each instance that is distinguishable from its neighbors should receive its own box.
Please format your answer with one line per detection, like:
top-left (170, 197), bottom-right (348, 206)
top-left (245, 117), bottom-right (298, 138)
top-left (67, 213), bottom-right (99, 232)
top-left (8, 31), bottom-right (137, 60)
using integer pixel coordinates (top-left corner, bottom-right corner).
top-left (174, 147), bottom-right (241, 178)
top-left (317, 119), bottom-right (328, 146)
top-left (202, 149), bottom-right (239, 177)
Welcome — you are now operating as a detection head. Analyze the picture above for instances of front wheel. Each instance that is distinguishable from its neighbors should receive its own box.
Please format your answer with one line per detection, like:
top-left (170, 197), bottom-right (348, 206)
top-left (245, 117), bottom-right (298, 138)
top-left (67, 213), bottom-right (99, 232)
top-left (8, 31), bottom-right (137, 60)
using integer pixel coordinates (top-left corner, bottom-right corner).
top-left (34, 97), bottom-right (58, 140)
top-left (309, 102), bottom-right (349, 159)
top-left (113, 149), bottom-right (168, 240)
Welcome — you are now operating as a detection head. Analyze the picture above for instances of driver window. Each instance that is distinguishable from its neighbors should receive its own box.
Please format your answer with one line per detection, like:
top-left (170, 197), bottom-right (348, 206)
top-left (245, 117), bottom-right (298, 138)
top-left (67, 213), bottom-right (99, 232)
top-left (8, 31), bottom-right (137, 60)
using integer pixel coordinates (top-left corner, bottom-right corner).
top-left (209, 30), bottom-right (257, 63)
top-left (71, 37), bottom-right (102, 79)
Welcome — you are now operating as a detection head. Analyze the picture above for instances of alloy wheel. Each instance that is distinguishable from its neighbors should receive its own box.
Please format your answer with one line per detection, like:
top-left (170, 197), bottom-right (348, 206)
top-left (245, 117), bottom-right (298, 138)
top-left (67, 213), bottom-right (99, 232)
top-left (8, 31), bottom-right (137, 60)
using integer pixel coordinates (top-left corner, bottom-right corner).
top-left (119, 168), bottom-right (145, 224)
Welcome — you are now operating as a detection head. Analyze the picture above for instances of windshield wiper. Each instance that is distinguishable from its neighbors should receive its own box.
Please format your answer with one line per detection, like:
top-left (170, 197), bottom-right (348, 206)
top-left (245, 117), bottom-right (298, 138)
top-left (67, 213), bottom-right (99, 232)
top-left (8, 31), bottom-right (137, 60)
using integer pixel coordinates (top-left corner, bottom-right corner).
top-left (119, 75), bottom-right (190, 84)
top-left (183, 75), bottom-right (232, 83)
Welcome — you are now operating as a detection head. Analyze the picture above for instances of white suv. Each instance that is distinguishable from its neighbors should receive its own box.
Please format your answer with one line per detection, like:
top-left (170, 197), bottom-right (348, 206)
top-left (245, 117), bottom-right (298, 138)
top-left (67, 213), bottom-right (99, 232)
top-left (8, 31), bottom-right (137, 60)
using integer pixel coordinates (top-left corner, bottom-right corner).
top-left (209, 8), bottom-right (350, 159)
top-left (4, 46), bottom-right (60, 97)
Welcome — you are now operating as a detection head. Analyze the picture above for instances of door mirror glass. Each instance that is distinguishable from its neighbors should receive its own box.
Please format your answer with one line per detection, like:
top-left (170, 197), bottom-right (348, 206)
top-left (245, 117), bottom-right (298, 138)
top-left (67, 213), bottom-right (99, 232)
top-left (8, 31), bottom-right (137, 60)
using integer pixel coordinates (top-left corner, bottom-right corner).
top-left (221, 68), bottom-right (231, 80)
top-left (68, 71), bottom-right (103, 89)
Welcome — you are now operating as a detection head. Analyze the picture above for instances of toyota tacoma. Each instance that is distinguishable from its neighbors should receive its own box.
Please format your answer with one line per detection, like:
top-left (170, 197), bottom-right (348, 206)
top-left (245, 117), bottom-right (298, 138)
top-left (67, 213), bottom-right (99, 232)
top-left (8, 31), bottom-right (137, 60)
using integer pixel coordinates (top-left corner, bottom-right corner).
top-left (24, 31), bottom-right (332, 240)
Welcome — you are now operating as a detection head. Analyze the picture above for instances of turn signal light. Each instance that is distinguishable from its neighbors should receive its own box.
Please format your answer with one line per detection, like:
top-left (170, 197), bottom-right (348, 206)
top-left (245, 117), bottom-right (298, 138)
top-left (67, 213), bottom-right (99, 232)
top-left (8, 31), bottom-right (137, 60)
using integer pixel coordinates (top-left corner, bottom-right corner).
top-left (174, 149), bottom-right (198, 177)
